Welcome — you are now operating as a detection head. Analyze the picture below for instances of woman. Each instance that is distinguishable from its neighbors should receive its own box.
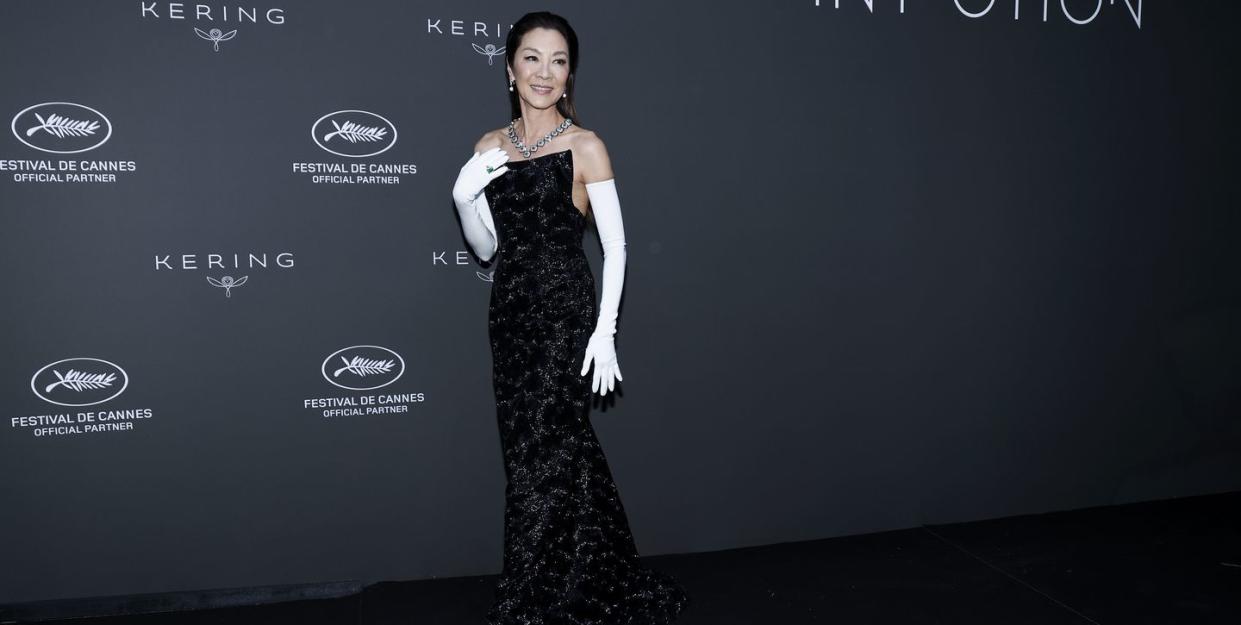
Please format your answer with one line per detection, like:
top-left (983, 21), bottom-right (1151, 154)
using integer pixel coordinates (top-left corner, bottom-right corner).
top-left (451, 11), bottom-right (690, 625)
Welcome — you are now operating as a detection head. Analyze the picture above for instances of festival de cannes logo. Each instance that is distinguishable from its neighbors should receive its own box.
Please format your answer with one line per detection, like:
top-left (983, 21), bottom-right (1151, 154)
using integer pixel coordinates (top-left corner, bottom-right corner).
top-left (311, 110), bottom-right (398, 158)
top-left (321, 345), bottom-right (406, 391)
top-left (11, 102), bottom-right (112, 154)
top-left (31, 358), bottom-right (129, 407)
top-left (473, 43), bottom-right (506, 65)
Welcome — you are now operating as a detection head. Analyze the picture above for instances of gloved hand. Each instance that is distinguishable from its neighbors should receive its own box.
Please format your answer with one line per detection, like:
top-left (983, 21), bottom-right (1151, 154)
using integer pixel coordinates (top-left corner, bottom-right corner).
top-left (452, 147), bottom-right (509, 262)
top-left (579, 178), bottom-right (627, 396)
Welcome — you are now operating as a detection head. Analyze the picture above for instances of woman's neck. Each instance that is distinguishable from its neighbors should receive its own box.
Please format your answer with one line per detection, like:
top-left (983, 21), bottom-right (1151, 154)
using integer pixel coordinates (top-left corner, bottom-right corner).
top-left (517, 108), bottom-right (565, 143)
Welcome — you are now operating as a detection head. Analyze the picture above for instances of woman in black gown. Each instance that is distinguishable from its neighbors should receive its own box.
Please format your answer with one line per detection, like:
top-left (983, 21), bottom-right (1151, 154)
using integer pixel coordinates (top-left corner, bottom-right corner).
top-left (450, 11), bottom-right (689, 625)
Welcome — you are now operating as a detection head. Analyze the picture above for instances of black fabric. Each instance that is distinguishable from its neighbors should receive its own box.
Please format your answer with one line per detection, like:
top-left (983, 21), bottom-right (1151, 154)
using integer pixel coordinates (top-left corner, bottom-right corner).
top-left (482, 148), bottom-right (689, 624)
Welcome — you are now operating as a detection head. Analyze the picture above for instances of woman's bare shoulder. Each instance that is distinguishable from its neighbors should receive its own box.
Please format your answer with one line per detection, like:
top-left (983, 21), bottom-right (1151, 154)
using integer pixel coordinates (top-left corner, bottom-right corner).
top-left (570, 127), bottom-right (603, 153)
top-left (570, 128), bottom-right (614, 182)
top-left (472, 128), bottom-right (507, 153)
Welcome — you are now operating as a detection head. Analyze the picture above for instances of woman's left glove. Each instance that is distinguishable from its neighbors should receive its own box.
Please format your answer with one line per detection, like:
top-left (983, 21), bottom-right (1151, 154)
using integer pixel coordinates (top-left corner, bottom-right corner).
top-left (582, 333), bottom-right (622, 397)
top-left (579, 178), bottom-right (626, 396)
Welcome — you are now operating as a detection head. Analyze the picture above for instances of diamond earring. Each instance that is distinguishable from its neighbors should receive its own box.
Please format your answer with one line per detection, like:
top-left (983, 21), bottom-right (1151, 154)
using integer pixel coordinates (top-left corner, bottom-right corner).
top-left (508, 79), bottom-right (515, 92)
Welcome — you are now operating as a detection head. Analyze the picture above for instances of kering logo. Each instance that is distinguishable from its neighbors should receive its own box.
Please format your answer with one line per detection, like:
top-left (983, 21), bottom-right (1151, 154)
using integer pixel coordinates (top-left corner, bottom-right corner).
top-left (311, 110), bottom-right (397, 158)
top-left (432, 249), bottom-right (494, 282)
top-left (139, 3), bottom-right (286, 50)
top-left (206, 275), bottom-right (247, 297)
top-left (31, 358), bottom-right (129, 407)
top-left (154, 251), bottom-right (294, 297)
top-left (426, 18), bottom-right (507, 38)
top-left (321, 345), bottom-right (406, 391)
top-left (425, 18), bottom-right (511, 66)
top-left (473, 43), bottom-right (506, 66)
top-left (195, 27), bottom-right (237, 52)
top-left (11, 102), bottom-right (111, 154)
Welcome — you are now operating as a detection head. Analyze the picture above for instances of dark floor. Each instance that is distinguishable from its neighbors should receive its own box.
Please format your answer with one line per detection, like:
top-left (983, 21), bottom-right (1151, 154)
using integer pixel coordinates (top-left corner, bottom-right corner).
top-left (10, 491), bottom-right (1241, 624)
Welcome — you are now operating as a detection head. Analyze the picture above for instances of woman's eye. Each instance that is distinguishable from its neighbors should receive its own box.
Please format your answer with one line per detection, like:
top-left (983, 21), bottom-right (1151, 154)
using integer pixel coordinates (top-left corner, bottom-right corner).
top-left (523, 56), bottom-right (566, 64)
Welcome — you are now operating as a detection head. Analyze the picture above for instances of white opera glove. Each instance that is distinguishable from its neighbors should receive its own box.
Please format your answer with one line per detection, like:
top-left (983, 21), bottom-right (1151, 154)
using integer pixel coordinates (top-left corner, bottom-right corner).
top-left (452, 147), bottom-right (509, 262)
top-left (579, 178), bottom-right (626, 396)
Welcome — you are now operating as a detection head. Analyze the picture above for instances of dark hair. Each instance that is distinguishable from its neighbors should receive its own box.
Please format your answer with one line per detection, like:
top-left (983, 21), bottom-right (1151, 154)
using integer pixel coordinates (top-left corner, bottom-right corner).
top-left (505, 12), bottom-right (580, 124)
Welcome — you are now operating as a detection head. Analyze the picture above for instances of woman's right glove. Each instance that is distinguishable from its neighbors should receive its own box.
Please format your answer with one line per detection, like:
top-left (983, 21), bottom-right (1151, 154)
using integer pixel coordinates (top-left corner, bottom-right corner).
top-left (452, 147), bottom-right (510, 262)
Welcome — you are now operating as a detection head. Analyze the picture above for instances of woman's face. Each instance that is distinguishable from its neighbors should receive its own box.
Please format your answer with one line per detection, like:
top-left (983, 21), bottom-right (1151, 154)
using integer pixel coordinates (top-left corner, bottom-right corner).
top-left (507, 27), bottom-right (570, 111)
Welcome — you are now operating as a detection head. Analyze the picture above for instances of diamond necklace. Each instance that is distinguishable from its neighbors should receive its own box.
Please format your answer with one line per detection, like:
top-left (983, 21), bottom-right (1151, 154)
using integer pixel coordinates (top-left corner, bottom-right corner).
top-left (507, 117), bottom-right (573, 158)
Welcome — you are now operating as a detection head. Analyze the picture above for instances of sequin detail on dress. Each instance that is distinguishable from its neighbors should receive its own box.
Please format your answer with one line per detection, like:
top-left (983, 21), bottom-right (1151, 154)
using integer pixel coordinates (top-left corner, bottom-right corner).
top-left (482, 149), bottom-right (689, 625)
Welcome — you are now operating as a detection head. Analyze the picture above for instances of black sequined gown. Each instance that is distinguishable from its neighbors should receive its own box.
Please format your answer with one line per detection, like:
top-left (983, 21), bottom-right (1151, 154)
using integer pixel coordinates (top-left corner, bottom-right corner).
top-left (482, 148), bottom-right (689, 625)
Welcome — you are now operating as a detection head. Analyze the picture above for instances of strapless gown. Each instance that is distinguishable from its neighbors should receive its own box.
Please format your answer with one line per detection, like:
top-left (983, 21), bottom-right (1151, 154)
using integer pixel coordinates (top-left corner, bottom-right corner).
top-left (482, 148), bottom-right (689, 625)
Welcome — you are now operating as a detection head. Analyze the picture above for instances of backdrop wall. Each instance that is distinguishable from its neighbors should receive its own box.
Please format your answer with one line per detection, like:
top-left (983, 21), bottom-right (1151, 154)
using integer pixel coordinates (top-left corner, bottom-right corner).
top-left (3, 0), bottom-right (1238, 606)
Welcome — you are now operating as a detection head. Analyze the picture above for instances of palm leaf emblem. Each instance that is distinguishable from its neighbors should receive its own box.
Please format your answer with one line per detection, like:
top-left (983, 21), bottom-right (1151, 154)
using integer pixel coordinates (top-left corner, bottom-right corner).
top-left (26, 113), bottom-right (100, 139)
top-left (44, 369), bottom-right (117, 393)
top-left (333, 356), bottom-right (396, 378)
top-left (322, 120), bottom-right (388, 144)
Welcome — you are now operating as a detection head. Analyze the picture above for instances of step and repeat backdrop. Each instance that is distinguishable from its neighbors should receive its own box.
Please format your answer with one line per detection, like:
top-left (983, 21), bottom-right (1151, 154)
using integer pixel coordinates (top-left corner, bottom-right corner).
top-left (4, 0), bottom-right (1239, 607)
